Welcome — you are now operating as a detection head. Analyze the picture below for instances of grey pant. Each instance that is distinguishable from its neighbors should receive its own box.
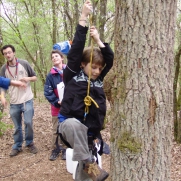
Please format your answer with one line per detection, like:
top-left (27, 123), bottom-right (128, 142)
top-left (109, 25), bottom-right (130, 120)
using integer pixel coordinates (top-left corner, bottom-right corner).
top-left (59, 118), bottom-right (91, 161)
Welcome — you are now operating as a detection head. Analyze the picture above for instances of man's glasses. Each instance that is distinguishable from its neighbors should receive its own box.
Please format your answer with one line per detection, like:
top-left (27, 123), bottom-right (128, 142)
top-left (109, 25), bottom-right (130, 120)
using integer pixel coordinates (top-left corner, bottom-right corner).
top-left (3, 51), bottom-right (13, 56)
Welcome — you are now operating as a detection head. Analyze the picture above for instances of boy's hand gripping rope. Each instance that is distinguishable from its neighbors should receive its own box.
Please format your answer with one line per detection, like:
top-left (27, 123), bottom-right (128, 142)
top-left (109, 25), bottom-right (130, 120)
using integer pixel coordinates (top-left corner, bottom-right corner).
top-left (84, 14), bottom-right (99, 120)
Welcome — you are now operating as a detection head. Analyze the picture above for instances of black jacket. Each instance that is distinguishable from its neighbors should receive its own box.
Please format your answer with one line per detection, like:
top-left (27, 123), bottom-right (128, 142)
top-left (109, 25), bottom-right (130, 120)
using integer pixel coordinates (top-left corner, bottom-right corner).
top-left (60, 24), bottom-right (114, 136)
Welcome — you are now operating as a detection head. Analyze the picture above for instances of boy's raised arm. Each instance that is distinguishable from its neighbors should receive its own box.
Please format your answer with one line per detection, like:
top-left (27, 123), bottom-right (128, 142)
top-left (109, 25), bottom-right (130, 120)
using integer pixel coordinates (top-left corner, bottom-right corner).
top-left (79, 0), bottom-right (92, 27)
top-left (63, 0), bottom-right (92, 85)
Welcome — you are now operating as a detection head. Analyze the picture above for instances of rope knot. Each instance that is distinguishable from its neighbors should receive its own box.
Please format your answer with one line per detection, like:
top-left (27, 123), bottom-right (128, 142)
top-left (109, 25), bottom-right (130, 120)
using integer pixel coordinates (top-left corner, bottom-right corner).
top-left (84, 96), bottom-right (92, 107)
top-left (84, 96), bottom-right (99, 120)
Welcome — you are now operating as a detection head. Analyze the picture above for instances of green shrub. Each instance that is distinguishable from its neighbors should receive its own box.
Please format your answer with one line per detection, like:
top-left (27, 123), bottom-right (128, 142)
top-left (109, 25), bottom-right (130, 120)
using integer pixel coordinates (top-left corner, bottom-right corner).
top-left (0, 121), bottom-right (13, 136)
top-left (0, 112), bottom-right (13, 136)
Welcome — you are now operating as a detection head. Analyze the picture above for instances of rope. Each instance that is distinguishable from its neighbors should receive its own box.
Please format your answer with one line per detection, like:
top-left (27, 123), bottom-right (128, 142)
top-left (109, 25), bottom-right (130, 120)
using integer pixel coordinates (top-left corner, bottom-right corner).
top-left (84, 14), bottom-right (99, 120)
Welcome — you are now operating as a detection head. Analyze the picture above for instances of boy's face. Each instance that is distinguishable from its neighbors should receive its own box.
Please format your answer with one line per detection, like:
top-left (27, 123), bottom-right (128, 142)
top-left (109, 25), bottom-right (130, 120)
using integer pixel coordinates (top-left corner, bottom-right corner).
top-left (81, 62), bottom-right (103, 80)
top-left (51, 53), bottom-right (63, 67)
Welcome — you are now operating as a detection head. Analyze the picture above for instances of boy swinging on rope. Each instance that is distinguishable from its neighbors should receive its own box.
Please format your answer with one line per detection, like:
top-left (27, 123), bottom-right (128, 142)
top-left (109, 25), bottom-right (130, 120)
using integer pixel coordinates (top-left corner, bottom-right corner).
top-left (58, 0), bottom-right (114, 180)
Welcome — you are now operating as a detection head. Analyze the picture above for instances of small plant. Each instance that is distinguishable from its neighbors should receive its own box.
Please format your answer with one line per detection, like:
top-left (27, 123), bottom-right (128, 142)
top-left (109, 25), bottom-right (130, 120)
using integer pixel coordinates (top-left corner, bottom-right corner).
top-left (0, 121), bottom-right (13, 136)
top-left (0, 112), bottom-right (13, 136)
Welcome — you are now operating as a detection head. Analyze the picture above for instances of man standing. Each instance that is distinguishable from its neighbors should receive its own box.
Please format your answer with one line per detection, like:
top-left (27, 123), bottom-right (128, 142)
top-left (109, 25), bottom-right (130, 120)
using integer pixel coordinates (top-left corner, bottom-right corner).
top-left (0, 44), bottom-right (38, 157)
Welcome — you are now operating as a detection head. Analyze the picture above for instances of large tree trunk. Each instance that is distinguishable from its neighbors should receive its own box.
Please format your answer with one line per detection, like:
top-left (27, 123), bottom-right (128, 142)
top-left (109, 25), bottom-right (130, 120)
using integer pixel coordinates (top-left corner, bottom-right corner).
top-left (110, 1), bottom-right (176, 180)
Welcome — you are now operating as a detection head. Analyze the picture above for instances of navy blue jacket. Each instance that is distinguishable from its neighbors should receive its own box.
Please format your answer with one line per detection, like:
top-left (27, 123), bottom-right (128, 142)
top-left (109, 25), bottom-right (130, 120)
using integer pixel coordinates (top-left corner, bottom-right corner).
top-left (44, 66), bottom-right (65, 116)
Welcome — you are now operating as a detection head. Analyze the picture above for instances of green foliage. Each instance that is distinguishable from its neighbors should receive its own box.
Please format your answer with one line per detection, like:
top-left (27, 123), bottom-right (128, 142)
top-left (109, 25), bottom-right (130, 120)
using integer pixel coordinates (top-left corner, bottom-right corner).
top-left (0, 0), bottom-right (115, 85)
top-left (0, 112), bottom-right (13, 136)
top-left (31, 78), bottom-right (44, 92)
top-left (0, 121), bottom-right (13, 136)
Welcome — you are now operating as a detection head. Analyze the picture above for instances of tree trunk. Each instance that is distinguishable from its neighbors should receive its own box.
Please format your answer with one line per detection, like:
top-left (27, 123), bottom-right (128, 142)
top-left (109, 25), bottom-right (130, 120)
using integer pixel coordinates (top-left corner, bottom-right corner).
top-left (173, 44), bottom-right (181, 142)
top-left (111, 0), bottom-right (176, 180)
top-left (99, 0), bottom-right (107, 42)
top-left (52, 0), bottom-right (57, 44)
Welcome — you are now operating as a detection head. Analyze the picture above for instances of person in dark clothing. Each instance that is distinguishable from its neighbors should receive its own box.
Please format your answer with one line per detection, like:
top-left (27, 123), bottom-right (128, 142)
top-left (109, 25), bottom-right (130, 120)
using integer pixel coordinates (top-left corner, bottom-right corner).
top-left (58, 0), bottom-right (114, 180)
top-left (44, 50), bottom-right (66, 161)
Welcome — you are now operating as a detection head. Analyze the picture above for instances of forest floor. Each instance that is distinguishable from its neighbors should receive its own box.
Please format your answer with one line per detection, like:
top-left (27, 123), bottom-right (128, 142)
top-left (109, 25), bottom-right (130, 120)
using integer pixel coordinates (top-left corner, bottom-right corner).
top-left (0, 93), bottom-right (180, 181)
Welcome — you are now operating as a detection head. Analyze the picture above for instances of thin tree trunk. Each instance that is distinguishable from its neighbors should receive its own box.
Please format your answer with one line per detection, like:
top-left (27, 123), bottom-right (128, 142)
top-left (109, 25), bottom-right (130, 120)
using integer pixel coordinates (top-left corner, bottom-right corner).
top-left (99, 0), bottom-right (107, 41)
top-left (52, 0), bottom-right (57, 44)
top-left (174, 44), bottom-right (181, 142)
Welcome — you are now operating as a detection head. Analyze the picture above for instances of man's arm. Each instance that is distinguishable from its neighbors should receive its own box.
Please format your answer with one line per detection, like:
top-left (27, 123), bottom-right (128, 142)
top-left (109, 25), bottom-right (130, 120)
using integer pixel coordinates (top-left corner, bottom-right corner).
top-left (18, 60), bottom-right (37, 82)
top-left (10, 80), bottom-right (27, 87)
top-left (0, 77), bottom-right (27, 107)
top-left (20, 76), bottom-right (37, 83)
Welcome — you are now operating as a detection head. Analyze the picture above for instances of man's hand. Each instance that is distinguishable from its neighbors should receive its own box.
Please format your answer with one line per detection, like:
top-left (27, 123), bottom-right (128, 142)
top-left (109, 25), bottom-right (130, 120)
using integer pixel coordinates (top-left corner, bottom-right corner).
top-left (20, 76), bottom-right (37, 83)
top-left (19, 77), bottom-right (30, 83)
top-left (11, 80), bottom-right (27, 89)
top-left (16, 80), bottom-right (27, 88)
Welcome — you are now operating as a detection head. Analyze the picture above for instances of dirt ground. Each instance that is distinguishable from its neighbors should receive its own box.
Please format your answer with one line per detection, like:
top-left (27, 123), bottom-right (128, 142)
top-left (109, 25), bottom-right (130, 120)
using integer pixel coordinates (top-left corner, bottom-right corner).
top-left (0, 95), bottom-right (110, 181)
top-left (0, 95), bottom-right (180, 181)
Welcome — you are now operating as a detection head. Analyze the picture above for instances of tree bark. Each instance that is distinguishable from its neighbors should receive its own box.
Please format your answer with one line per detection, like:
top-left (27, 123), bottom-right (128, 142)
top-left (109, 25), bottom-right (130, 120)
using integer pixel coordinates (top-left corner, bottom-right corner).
top-left (111, 0), bottom-right (176, 180)
top-left (99, 0), bottom-right (107, 41)
top-left (52, 0), bottom-right (57, 44)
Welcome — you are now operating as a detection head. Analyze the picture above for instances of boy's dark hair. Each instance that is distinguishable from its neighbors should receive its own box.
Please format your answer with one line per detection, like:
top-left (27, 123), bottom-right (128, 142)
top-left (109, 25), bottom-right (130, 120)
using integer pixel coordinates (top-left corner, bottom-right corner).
top-left (1, 45), bottom-right (15, 55)
top-left (82, 47), bottom-right (105, 67)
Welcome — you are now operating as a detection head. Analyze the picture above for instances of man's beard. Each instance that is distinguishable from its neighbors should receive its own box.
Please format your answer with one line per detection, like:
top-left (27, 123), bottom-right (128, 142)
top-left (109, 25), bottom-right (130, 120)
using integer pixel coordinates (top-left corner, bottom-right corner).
top-left (8, 58), bottom-right (13, 62)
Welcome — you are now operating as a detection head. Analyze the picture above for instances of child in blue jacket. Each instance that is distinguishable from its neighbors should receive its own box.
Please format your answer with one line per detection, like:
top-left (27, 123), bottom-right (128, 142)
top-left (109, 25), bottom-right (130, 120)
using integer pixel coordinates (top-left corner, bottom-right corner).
top-left (44, 50), bottom-right (66, 161)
